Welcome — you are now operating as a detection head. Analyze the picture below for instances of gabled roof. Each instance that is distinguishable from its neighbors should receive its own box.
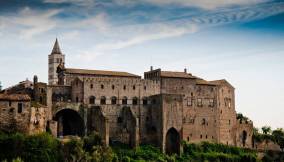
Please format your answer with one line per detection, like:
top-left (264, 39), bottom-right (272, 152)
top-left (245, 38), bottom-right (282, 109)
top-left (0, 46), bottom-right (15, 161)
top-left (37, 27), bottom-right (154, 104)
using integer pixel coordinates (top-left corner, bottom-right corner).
top-left (160, 71), bottom-right (196, 79)
top-left (51, 38), bottom-right (62, 54)
top-left (0, 94), bottom-right (31, 101)
top-left (65, 68), bottom-right (141, 78)
top-left (210, 79), bottom-right (234, 89)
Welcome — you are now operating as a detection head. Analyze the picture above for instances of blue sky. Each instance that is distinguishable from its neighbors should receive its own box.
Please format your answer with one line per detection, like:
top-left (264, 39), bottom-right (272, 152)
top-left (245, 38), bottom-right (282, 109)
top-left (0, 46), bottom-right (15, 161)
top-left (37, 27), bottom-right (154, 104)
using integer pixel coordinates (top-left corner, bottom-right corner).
top-left (0, 0), bottom-right (284, 129)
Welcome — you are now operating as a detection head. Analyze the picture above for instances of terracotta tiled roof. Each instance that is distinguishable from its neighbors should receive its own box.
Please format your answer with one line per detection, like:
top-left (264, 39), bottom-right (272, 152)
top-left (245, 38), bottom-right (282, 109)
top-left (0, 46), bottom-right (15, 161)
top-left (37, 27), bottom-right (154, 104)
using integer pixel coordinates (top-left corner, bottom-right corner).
top-left (160, 71), bottom-right (196, 79)
top-left (0, 94), bottom-right (31, 101)
top-left (196, 79), bottom-right (217, 86)
top-left (65, 68), bottom-right (141, 78)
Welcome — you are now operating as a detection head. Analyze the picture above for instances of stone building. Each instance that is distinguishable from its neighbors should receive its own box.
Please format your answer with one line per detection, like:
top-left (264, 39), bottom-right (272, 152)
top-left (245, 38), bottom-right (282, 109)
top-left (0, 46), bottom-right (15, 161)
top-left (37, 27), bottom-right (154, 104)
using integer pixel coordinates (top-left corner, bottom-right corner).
top-left (46, 39), bottom-right (253, 154)
top-left (0, 39), bottom-right (254, 154)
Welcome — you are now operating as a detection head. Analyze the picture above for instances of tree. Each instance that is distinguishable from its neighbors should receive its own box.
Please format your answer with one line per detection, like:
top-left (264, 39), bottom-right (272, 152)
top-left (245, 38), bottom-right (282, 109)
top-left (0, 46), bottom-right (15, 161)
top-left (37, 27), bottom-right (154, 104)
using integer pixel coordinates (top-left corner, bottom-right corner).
top-left (262, 126), bottom-right (272, 135)
top-left (272, 128), bottom-right (284, 152)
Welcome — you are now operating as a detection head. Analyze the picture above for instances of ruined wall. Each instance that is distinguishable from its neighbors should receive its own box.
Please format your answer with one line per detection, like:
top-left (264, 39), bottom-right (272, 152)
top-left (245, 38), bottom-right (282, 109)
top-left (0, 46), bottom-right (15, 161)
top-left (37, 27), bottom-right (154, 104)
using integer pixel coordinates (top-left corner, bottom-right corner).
top-left (0, 100), bottom-right (30, 133)
top-left (233, 119), bottom-right (253, 148)
top-left (87, 106), bottom-right (109, 146)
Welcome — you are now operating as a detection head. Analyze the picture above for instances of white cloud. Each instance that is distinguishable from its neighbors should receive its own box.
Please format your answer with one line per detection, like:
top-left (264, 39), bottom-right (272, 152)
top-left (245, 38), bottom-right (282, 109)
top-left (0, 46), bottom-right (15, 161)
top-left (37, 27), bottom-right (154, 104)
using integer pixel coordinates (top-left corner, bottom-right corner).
top-left (95, 24), bottom-right (197, 51)
top-left (143, 0), bottom-right (268, 9)
top-left (0, 7), bottom-right (61, 39)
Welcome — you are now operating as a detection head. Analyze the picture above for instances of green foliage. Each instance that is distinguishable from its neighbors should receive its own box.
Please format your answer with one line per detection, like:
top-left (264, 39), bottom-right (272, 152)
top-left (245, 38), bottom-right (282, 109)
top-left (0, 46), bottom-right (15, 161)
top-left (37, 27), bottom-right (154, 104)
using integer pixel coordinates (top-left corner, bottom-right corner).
top-left (0, 132), bottom-right (63, 162)
top-left (83, 132), bottom-right (102, 152)
top-left (182, 142), bottom-right (258, 162)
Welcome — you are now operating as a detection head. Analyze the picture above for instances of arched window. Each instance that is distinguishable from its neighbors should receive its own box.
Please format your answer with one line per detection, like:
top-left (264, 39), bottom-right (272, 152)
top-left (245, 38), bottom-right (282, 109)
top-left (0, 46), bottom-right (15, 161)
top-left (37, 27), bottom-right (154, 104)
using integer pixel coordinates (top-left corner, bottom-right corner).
top-left (122, 96), bottom-right (127, 105)
top-left (202, 118), bottom-right (206, 125)
top-left (143, 97), bottom-right (148, 105)
top-left (89, 96), bottom-right (95, 104)
top-left (133, 97), bottom-right (138, 105)
top-left (111, 96), bottom-right (117, 105)
top-left (100, 96), bottom-right (106, 105)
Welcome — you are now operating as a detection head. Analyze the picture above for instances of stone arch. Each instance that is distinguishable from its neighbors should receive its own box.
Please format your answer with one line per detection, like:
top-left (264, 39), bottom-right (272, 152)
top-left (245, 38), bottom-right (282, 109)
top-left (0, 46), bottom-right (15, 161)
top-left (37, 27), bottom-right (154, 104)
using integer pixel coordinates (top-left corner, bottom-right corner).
top-left (54, 108), bottom-right (85, 137)
top-left (166, 127), bottom-right (180, 155)
top-left (242, 130), bottom-right (247, 147)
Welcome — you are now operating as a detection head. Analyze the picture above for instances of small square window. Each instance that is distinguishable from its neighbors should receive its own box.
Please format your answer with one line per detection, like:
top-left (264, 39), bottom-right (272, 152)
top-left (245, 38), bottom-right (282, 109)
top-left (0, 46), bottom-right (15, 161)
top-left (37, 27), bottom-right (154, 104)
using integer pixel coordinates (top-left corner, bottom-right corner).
top-left (187, 98), bottom-right (192, 106)
top-left (209, 99), bottom-right (214, 107)
top-left (197, 98), bottom-right (202, 107)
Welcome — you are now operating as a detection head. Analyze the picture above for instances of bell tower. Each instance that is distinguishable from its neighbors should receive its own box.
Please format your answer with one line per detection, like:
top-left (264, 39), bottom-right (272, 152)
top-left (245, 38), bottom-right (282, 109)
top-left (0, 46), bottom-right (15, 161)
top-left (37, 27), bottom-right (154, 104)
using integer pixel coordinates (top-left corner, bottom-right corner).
top-left (48, 38), bottom-right (65, 85)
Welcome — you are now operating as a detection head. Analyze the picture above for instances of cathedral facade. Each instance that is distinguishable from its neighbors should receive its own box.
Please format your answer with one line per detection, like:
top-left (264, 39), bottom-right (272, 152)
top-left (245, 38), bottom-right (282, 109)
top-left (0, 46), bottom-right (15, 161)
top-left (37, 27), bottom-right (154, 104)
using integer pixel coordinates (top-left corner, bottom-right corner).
top-left (0, 39), bottom-right (253, 154)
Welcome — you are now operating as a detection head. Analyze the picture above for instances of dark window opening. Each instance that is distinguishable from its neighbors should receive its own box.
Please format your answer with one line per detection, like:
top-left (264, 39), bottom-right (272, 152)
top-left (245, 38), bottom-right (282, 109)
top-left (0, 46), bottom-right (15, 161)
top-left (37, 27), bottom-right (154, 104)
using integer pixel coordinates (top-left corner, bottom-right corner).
top-left (202, 118), bottom-right (206, 125)
top-left (89, 96), bottom-right (95, 104)
top-left (133, 97), bottom-right (138, 105)
top-left (9, 101), bottom-right (12, 107)
top-left (90, 84), bottom-right (93, 89)
top-left (100, 96), bottom-right (106, 105)
top-left (144, 86), bottom-right (146, 90)
top-left (133, 85), bottom-right (136, 90)
top-left (143, 98), bottom-right (148, 105)
top-left (200, 135), bottom-right (202, 139)
top-left (123, 85), bottom-right (126, 90)
top-left (112, 85), bottom-right (115, 90)
top-left (76, 97), bottom-right (79, 103)
top-left (9, 108), bottom-right (14, 113)
top-left (206, 135), bottom-right (208, 139)
top-left (101, 84), bottom-right (104, 89)
top-left (111, 96), bottom-right (117, 105)
top-left (122, 97), bottom-right (127, 105)
top-left (18, 103), bottom-right (23, 113)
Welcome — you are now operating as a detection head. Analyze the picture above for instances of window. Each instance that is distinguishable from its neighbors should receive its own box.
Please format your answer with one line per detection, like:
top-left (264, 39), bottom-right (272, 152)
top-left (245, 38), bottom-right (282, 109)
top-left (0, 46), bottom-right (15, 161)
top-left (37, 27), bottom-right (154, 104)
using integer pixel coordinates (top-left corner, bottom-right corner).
top-left (206, 135), bottom-right (208, 139)
top-left (18, 103), bottom-right (23, 113)
top-left (122, 96), bottom-right (127, 105)
top-left (187, 98), bottom-right (192, 106)
top-left (111, 96), bottom-right (117, 105)
top-left (112, 85), bottom-right (115, 90)
top-left (209, 99), bottom-right (214, 107)
top-left (9, 108), bottom-right (14, 113)
top-left (123, 85), bottom-right (126, 90)
top-left (90, 84), bottom-right (93, 89)
top-left (143, 97), bottom-right (148, 105)
top-left (89, 96), bottom-right (95, 104)
top-left (133, 85), bottom-right (136, 90)
top-left (76, 97), bottom-right (79, 103)
top-left (229, 120), bottom-right (231, 125)
top-left (144, 86), bottom-right (146, 90)
top-left (197, 98), bottom-right (202, 107)
top-left (202, 118), bottom-right (206, 125)
top-left (133, 97), bottom-right (138, 105)
top-left (200, 135), bottom-right (203, 139)
top-left (228, 99), bottom-right (231, 108)
top-left (101, 84), bottom-right (104, 89)
top-left (9, 101), bottom-right (12, 107)
top-left (100, 96), bottom-right (106, 105)
top-left (191, 92), bottom-right (193, 97)
top-left (187, 137), bottom-right (190, 141)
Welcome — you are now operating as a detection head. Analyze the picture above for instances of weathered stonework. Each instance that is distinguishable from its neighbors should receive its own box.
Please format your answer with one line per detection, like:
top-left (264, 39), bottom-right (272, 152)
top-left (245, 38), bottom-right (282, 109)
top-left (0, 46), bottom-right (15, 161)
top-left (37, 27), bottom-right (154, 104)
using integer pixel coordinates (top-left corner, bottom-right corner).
top-left (0, 39), bottom-right (256, 154)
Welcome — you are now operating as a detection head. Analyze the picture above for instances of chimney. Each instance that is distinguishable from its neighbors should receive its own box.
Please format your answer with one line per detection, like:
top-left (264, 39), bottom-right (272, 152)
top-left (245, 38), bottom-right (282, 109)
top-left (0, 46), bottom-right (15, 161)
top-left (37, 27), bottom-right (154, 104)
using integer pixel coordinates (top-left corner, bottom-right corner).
top-left (184, 68), bottom-right (187, 73)
top-left (150, 66), bottom-right (153, 71)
